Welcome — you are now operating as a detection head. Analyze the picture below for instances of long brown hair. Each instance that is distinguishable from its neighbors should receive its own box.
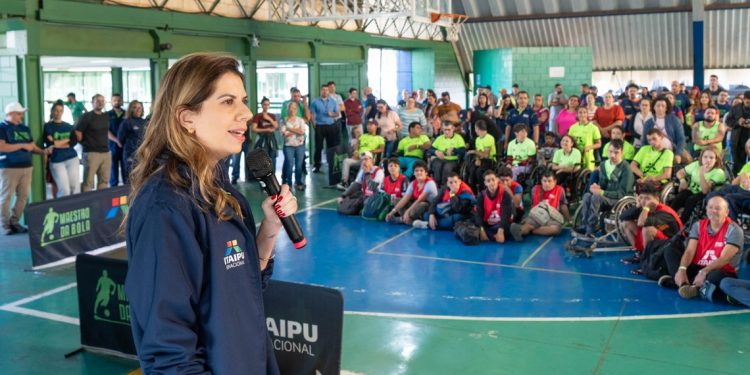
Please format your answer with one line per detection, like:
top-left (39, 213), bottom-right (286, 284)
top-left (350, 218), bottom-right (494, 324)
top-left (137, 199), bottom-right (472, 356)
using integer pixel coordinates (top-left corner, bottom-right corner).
top-left (124, 100), bottom-right (142, 119)
top-left (127, 53), bottom-right (244, 223)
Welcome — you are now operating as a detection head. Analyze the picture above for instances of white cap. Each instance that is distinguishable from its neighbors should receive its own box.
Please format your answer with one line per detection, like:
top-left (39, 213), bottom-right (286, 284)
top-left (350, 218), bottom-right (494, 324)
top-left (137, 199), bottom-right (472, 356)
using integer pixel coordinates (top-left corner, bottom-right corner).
top-left (360, 151), bottom-right (373, 159)
top-left (4, 102), bottom-right (27, 114)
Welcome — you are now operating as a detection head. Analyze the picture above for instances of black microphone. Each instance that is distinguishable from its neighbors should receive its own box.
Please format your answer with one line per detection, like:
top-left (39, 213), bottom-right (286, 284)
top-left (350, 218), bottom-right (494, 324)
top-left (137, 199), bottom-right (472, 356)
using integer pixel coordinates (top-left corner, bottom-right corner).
top-left (246, 148), bottom-right (307, 249)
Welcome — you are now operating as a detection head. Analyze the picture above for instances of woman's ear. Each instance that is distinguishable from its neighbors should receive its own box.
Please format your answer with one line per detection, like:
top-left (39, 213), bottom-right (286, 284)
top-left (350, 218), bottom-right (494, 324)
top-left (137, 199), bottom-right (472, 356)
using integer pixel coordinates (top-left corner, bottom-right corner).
top-left (177, 107), bottom-right (195, 132)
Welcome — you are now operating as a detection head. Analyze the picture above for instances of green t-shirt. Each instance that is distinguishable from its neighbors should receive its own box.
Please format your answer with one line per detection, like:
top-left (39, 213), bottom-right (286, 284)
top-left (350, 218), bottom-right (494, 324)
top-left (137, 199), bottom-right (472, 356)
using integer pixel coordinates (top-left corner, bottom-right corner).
top-left (633, 145), bottom-right (674, 179)
top-left (693, 121), bottom-right (722, 153)
top-left (358, 133), bottom-right (385, 155)
top-left (740, 161), bottom-right (750, 177)
top-left (552, 148), bottom-right (581, 168)
top-left (398, 134), bottom-right (430, 158)
top-left (507, 137), bottom-right (535, 165)
top-left (603, 160), bottom-right (617, 180)
top-left (65, 101), bottom-right (86, 122)
top-left (684, 161), bottom-right (726, 194)
top-left (475, 134), bottom-right (497, 160)
top-left (567, 122), bottom-right (601, 171)
top-left (281, 99), bottom-right (305, 120)
top-left (602, 140), bottom-right (635, 161)
top-left (431, 135), bottom-right (465, 161)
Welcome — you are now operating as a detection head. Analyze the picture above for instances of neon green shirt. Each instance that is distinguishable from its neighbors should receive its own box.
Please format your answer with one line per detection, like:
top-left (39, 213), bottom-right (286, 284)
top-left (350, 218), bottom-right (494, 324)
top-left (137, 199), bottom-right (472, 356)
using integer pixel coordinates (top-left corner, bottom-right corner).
top-left (693, 121), bottom-right (722, 153)
top-left (602, 140), bottom-right (635, 161)
top-left (475, 134), bottom-right (497, 160)
top-left (740, 161), bottom-right (750, 177)
top-left (398, 134), bottom-right (430, 158)
top-left (358, 133), bottom-right (385, 155)
top-left (633, 145), bottom-right (674, 179)
top-left (431, 135), bottom-right (466, 161)
top-left (507, 137), bottom-right (535, 165)
top-left (684, 161), bottom-right (726, 194)
top-left (567, 122), bottom-right (601, 171)
top-left (552, 148), bottom-right (581, 168)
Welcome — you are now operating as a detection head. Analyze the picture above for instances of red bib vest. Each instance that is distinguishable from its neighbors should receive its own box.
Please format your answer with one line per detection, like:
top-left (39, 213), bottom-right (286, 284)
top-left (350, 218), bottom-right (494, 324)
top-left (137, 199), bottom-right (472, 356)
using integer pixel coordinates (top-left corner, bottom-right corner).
top-left (693, 218), bottom-right (736, 273)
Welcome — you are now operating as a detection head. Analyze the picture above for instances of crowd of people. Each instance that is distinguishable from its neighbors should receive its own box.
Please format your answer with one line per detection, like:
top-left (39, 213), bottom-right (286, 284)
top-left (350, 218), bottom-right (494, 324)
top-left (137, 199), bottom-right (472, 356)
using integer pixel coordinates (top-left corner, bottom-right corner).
top-left (2, 75), bottom-right (750, 306)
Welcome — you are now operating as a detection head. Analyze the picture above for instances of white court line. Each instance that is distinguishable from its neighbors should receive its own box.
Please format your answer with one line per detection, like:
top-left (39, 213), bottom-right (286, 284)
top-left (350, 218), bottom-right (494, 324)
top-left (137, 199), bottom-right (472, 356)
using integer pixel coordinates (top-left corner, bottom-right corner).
top-left (0, 282), bottom-right (77, 308)
top-left (31, 243), bottom-right (126, 271)
top-left (520, 237), bottom-right (553, 268)
top-left (0, 282), bottom-right (80, 325)
top-left (255, 198), bottom-right (338, 227)
top-left (366, 228), bottom-right (416, 253)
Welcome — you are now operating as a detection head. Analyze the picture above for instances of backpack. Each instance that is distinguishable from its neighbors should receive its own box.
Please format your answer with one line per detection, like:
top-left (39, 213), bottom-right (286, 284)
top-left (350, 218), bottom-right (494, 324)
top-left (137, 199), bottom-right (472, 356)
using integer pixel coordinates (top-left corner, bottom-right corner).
top-left (361, 192), bottom-right (391, 221)
top-left (640, 229), bottom-right (687, 280)
top-left (454, 220), bottom-right (481, 245)
top-left (337, 189), bottom-right (364, 216)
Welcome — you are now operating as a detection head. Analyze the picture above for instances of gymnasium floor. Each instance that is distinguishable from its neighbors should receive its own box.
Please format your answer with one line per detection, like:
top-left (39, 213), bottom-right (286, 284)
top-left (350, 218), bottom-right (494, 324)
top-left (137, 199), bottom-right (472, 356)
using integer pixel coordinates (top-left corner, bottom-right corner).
top-left (1, 170), bottom-right (749, 375)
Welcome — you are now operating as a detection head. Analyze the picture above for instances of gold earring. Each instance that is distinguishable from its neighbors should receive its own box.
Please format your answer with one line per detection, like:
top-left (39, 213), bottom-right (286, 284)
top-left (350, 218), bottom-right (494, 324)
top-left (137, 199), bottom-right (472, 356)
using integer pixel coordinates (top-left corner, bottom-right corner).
top-left (188, 128), bottom-right (195, 134)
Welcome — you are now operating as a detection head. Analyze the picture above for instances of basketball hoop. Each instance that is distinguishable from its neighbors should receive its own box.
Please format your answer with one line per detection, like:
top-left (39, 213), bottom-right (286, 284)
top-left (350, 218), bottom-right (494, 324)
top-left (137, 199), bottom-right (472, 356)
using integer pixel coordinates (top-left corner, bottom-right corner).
top-left (430, 12), bottom-right (468, 42)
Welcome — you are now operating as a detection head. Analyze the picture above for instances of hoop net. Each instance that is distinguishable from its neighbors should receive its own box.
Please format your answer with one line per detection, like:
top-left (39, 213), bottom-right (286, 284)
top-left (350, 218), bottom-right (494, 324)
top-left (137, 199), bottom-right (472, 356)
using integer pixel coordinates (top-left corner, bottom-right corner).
top-left (430, 12), bottom-right (468, 42)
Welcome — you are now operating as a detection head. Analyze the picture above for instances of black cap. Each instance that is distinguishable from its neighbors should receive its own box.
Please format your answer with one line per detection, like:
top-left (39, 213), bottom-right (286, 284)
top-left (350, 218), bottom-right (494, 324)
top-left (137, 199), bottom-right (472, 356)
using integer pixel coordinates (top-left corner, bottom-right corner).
top-left (744, 90), bottom-right (750, 98)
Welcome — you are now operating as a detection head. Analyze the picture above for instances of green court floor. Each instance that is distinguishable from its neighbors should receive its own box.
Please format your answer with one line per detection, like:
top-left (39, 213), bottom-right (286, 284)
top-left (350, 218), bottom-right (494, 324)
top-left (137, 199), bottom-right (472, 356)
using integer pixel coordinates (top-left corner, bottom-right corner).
top-left (1, 171), bottom-right (748, 375)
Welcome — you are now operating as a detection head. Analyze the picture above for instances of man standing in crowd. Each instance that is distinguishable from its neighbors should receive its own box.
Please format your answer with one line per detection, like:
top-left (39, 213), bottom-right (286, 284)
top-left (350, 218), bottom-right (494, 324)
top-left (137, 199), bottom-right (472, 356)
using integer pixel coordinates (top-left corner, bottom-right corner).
top-left (485, 85), bottom-right (497, 107)
top-left (619, 84), bottom-right (641, 140)
top-left (281, 87), bottom-right (310, 121)
top-left (310, 84), bottom-right (340, 173)
top-left (548, 83), bottom-right (567, 129)
top-left (671, 81), bottom-right (689, 115)
top-left (725, 90), bottom-right (750, 175)
top-left (504, 91), bottom-right (540, 148)
top-left (0, 102), bottom-right (50, 235)
top-left (363, 86), bottom-right (378, 121)
top-left (75, 94), bottom-right (111, 191)
top-left (715, 90), bottom-right (731, 117)
top-left (328, 81), bottom-right (346, 136)
top-left (107, 93), bottom-right (125, 187)
top-left (707, 74), bottom-right (724, 102)
top-left (436, 91), bottom-right (461, 121)
top-left (344, 88), bottom-right (363, 140)
top-left (65, 92), bottom-right (87, 123)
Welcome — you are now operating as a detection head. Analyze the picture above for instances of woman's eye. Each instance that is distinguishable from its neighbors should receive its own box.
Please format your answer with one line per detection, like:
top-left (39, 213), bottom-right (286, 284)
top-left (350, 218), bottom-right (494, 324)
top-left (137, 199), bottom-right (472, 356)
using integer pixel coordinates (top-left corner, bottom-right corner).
top-left (224, 99), bottom-right (234, 105)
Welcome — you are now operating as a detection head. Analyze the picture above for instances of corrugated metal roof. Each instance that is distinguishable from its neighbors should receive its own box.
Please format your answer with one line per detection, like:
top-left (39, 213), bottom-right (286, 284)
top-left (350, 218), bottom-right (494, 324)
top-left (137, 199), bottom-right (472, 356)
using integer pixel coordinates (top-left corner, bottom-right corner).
top-left (456, 8), bottom-right (750, 72)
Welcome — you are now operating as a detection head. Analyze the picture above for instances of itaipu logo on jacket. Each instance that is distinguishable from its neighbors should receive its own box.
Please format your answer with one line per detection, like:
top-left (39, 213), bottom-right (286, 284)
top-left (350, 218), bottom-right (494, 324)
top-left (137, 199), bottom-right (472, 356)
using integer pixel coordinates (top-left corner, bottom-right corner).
top-left (105, 195), bottom-right (129, 220)
top-left (224, 240), bottom-right (245, 270)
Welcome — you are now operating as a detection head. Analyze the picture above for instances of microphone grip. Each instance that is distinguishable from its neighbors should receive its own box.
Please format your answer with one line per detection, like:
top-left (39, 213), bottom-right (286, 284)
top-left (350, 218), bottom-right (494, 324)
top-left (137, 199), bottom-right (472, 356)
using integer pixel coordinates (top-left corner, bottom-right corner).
top-left (258, 174), bottom-right (307, 249)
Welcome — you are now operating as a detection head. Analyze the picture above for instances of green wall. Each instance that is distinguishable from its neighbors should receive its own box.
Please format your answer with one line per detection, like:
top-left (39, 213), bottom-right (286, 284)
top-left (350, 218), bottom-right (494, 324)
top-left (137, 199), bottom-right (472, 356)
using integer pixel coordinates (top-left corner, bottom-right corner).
top-left (512, 47), bottom-right (592, 103)
top-left (473, 48), bottom-right (512, 95)
top-left (411, 49), bottom-right (435, 91)
top-left (320, 63), bottom-right (362, 94)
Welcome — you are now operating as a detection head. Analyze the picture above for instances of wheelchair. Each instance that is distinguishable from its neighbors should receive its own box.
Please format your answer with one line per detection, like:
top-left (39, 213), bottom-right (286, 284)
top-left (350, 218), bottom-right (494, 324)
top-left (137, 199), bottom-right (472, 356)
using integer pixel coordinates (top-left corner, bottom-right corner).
top-left (460, 154), bottom-right (497, 193)
top-left (565, 195), bottom-right (638, 258)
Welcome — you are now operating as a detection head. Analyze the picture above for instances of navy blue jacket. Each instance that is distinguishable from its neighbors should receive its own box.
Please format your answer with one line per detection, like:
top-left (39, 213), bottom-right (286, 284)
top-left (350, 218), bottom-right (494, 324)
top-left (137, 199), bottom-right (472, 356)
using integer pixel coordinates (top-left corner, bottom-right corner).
top-left (108, 109), bottom-right (125, 150)
top-left (117, 117), bottom-right (147, 158)
top-left (125, 165), bottom-right (279, 374)
top-left (0, 120), bottom-right (34, 168)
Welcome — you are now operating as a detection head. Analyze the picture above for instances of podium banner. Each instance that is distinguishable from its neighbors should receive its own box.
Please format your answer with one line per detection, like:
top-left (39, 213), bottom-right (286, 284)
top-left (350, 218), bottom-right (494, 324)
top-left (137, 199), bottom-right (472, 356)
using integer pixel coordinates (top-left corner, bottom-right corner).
top-left (26, 185), bottom-right (130, 268)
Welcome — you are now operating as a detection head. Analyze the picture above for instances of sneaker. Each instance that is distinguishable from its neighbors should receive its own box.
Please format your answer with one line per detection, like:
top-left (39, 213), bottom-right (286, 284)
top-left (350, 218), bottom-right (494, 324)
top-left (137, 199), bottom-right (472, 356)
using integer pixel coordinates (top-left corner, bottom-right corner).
top-left (678, 284), bottom-right (700, 299)
top-left (412, 220), bottom-right (429, 229)
top-left (312, 167), bottom-right (323, 174)
top-left (620, 254), bottom-right (641, 264)
top-left (10, 223), bottom-right (27, 234)
top-left (509, 223), bottom-right (523, 242)
top-left (658, 275), bottom-right (678, 289)
top-left (336, 182), bottom-right (348, 191)
top-left (231, 177), bottom-right (238, 185)
top-left (2, 225), bottom-right (15, 236)
top-left (295, 184), bottom-right (306, 191)
top-left (699, 281), bottom-right (717, 302)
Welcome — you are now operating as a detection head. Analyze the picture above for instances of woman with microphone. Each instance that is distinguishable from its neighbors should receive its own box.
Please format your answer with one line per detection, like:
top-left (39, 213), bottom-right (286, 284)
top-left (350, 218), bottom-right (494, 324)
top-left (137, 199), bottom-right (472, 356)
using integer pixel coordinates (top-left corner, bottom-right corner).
top-left (124, 53), bottom-right (296, 374)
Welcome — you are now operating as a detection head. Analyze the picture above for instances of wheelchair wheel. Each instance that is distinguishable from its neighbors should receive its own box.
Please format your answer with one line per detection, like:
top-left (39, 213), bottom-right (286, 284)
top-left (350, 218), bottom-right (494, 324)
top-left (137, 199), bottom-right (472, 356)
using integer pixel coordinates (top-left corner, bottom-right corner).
top-left (459, 159), bottom-right (472, 184)
top-left (571, 203), bottom-right (584, 231)
top-left (660, 181), bottom-right (677, 204)
top-left (613, 196), bottom-right (638, 244)
top-left (572, 169), bottom-right (591, 204)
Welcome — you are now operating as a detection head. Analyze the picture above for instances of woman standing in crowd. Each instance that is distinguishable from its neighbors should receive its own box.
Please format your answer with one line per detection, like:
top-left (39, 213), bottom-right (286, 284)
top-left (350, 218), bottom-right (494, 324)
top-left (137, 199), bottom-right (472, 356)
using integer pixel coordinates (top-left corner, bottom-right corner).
top-left (376, 99), bottom-right (403, 157)
top-left (117, 100), bottom-right (147, 184)
top-left (399, 97), bottom-right (428, 137)
top-left (472, 93), bottom-right (494, 121)
top-left (424, 93), bottom-right (441, 137)
top-left (252, 97), bottom-right (279, 169)
top-left (44, 101), bottom-right (79, 197)
top-left (585, 93), bottom-right (598, 122)
top-left (592, 92), bottom-right (624, 142)
top-left (555, 95), bottom-right (579, 137)
top-left (532, 94), bottom-right (550, 135)
top-left (644, 96), bottom-right (687, 164)
top-left (281, 101), bottom-right (307, 191)
top-left (632, 98), bottom-right (653, 148)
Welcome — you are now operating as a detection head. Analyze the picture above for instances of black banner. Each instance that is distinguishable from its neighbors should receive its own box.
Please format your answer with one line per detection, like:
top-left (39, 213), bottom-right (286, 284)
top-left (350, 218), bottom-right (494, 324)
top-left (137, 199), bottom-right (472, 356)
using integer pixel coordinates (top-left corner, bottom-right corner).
top-left (326, 143), bottom-right (349, 186)
top-left (263, 280), bottom-right (344, 375)
top-left (76, 253), bottom-right (136, 356)
top-left (25, 185), bottom-right (130, 267)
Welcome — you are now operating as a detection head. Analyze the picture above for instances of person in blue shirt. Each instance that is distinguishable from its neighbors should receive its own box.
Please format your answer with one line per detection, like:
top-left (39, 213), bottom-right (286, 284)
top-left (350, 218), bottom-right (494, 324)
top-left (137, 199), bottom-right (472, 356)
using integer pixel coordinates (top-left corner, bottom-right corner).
top-left (0, 102), bottom-right (50, 235)
top-left (44, 101), bottom-right (80, 197)
top-left (116, 100), bottom-right (147, 183)
top-left (107, 93), bottom-right (126, 187)
top-left (124, 53), bottom-right (297, 374)
top-left (504, 91), bottom-right (540, 151)
top-left (309, 84), bottom-right (340, 173)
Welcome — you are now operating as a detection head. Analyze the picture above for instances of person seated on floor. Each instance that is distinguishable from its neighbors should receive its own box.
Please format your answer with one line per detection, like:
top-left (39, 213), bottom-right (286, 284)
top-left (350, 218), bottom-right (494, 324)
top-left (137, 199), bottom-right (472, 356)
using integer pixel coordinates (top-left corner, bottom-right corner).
top-left (496, 166), bottom-right (525, 223)
top-left (551, 135), bottom-right (582, 194)
top-left (658, 197), bottom-right (742, 303)
top-left (475, 169), bottom-right (514, 243)
top-left (381, 157), bottom-right (409, 206)
top-left (577, 140), bottom-right (635, 236)
top-left (720, 277), bottom-right (750, 306)
top-left (619, 180), bottom-right (683, 266)
top-left (510, 169), bottom-right (570, 241)
top-left (337, 151), bottom-right (384, 214)
top-left (429, 121), bottom-right (467, 186)
top-left (538, 132), bottom-right (560, 166)
top-left (412, 172), bottom-right (476, 230)
top-left (631, 128), bottom-right (673, 188)
top-left (396, 121), bottom-right (431, 178)
top-left (506, 124), bottom-right (536, 180)
top-left (385, 160), bottom-right (437, 225)
top-left (338, 119), bottom-right (384, 190)
top-left (671, 147), bottom-right (726, 224)
top-left (602, 125), bottom-right (635, 161)
top-left (705, 138), bottom-right (750, 221)
top-left (466, 120), bottom-right (497, 192)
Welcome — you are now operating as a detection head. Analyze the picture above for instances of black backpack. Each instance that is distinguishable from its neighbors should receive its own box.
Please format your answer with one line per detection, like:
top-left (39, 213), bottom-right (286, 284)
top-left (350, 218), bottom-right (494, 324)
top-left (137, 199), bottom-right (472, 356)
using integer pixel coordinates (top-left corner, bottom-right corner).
top-left (454, 220), bottom-right (481, 245)
top-left (640, 227), bottom-right (688, 280)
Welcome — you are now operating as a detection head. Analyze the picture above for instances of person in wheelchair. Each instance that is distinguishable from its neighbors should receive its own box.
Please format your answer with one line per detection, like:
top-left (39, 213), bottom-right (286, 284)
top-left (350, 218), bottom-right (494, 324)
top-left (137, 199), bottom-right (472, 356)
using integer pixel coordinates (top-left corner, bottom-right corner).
top-left (475, 169), bottom-right (515, 243)
top-left (510, 169), bottom-right (570, 242)
top-left (659, 197), bottom-right (742, 303)
top-left (538, 132), bottom-right (560, 166)
top-left (551, 134), bottom-right (582, 196)
top-left (567, 106), bottom-right (602, 171)
top-left (412, 172), bottom-right (476, 231)
top-left (338, 119), bottom-right (384, 190)
top-left (706, 138), bottom-right (750, 221)
top-left (619, 181), bottom-right (682, 265)
top-left (506, 124), bottom-right (537, 180)
top-left (497, 166), bottom-right (525, 223)
top-left (429, 121), bottom-right (466, 186)
top-left (631, 128), bottom-right (674, 188)
top-left (670, 147), bottom-right (727, 224)
top-left (577, 139), bottom-right (635, 236)
top-left (396, 122), bottom-right (431, 178)
top-left (691, 107), bottom-right (726, 157)
top-left (601, 126), bottom-right (635, 162)
top-left (465, 120), bottom-right (497, 192)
